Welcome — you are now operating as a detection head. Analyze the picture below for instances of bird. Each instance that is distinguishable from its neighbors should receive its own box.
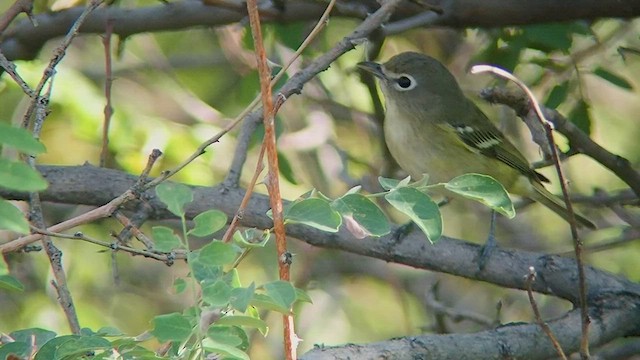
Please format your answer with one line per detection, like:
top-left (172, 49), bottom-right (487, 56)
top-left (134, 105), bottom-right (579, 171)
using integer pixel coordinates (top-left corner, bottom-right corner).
top-left (357, 52), bottom-right (595, 265)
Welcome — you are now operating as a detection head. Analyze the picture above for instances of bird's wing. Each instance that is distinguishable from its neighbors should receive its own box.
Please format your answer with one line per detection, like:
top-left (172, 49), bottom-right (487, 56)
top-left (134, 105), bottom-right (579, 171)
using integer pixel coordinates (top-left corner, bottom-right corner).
top-left (443, 104), bottom-right (549, 183)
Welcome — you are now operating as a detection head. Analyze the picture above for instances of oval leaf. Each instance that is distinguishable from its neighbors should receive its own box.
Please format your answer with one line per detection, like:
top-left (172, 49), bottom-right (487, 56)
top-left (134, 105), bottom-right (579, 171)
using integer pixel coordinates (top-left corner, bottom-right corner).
top-left (189, 209), bottom-right (227, 237)
top-left (385, 187), bottom-right (442, 243)
top-left (199, 241), bottom-right (240, 266)
top-left (593, 67), bottom-right (633, 90)
top-left (216, 315), bottom-right (268, 335)
top-left (445, 174), bottom-right (515, 218)
top-left (263, 280), bottom-right (296, 310)
top-left (0, 159), bottom-right (47, 192)
top-left (0, 123), bottom-right (47, 155)
top-left (151, 313), bottom-right (193, 342)
top-left (0, 199), bottom-right (29, 234)
top-left (155, 182), bottom-right (193, 216)
top-left (284, 198), bottom-right (341, 232)
top-left (332, 194), bottom-right (390, 238)
top-left (152, 226), bottom-right (183, 252)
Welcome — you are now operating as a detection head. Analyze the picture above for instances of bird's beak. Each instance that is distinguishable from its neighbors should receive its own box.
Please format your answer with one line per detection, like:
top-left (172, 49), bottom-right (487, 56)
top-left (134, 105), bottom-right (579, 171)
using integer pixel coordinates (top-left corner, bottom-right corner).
top-left (357, 61), bottom-right (384, 79)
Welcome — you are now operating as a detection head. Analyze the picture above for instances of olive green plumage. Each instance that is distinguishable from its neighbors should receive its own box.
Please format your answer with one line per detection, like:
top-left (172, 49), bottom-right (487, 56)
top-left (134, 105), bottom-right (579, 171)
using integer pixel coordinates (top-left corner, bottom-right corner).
top-left (358, 52), bottom-right (595, 229)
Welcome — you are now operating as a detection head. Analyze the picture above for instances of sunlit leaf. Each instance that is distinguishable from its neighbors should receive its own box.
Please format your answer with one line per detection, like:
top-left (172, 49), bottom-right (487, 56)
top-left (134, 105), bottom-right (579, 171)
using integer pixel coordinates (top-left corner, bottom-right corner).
top-left (283, 198), bottom-right (341, 232)
top-left (152, 226), bottom-right (183, 252)
top-left (385, 187), bottom-right (442, 243)
top-left (0, 198), bottom-right (29, 234)
top-left (155, 182), bottom-right (193, 217)
top-left (445, 174), bottom-right (515, 218)
top-left (0, 159), bottom-right (47, 192)
top-left (199, 241), bottom-right (240, 266)
top-left (0, 123), bottom-right (47, 155)
top-left (0, 274), bottom-right (24, 291)
top-left (263, 281), bottom-right (296, 310)
top-left (216, 316), bottom-right (268, 336)
top-left (151, 313), bottom-right (193, 342)
top-left (332, 194), bottom-right (390, 238)
top-left (189, 209), bottom-right (227, 237)
top-left (202, 280), bottom-right (232, 306)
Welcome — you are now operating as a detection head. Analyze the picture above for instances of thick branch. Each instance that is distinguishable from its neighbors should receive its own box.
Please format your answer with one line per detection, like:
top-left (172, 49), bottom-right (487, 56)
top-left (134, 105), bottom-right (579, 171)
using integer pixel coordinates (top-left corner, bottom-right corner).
top-left (2, 0), bottom-right (640, 63)
top-left (2, 165), bottom-right (639, 303)
top-left (300, 292), bottom-right (640, 359)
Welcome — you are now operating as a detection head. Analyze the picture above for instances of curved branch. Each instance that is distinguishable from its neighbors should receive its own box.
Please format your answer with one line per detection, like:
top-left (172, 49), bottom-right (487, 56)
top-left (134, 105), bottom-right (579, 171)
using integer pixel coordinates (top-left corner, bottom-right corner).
top-left (480, 87), bottom-right (640, 198)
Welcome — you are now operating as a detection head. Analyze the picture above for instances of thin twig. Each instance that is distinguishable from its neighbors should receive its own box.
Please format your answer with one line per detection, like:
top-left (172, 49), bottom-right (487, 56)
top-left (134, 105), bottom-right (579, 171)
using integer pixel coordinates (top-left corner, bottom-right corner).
top-left (524, 267), bottom-right (567, 360)
top-left (0, 148), bottom-right (164, 253)
top-left (471, 65), bottom-right (591, 359)
top-left (0, 0), bottom-right (35, 33)
top-left (224, 0), bottom-right (337, 187)
top-left (222, 142), bottom-right (266, 243)
top-left (245, 1), bottom-right (295, 359)
top-left (100, 19), bottom-right (115, 167)
top-left (22, 0), bottom-right (104, 129)
top-left (0, 50), bottom-right (35, 97)
top-left (30, 226), bottom-right (184, 263)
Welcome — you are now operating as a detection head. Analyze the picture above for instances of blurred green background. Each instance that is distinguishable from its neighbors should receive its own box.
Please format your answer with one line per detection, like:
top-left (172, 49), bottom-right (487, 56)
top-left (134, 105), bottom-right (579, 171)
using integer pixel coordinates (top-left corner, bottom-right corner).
top-left (1, 1), bottom-right (640, 358)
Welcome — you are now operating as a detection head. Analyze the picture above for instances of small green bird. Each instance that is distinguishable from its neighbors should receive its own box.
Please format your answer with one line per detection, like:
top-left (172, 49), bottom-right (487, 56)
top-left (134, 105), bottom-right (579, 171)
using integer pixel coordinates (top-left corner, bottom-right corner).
top-left (357, 52), bottom-right (595, 237)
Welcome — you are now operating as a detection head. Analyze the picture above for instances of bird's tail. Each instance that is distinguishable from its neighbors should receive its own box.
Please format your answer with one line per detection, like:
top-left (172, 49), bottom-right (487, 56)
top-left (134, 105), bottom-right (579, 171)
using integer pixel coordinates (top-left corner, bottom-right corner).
top-left (529, 182), bottom-right (596, 229)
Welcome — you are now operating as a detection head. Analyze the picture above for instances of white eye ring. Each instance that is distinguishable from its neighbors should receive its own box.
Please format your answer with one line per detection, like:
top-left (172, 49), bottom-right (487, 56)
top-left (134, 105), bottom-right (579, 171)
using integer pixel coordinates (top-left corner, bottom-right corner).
top-left (392, 74), bottom-right (416, 91)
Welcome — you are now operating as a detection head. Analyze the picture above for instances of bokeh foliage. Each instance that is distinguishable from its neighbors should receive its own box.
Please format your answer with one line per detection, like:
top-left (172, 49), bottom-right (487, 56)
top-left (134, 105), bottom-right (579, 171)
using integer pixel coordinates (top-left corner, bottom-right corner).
top-left (1, 1), bottom-right (640, 358)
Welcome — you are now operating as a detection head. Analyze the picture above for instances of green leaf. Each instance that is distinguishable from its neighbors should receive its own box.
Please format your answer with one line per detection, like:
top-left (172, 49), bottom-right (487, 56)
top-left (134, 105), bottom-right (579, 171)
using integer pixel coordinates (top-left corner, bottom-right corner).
top-left (278, 151), bottom-right (298, 185)
top-left (522, 23), bottom-right (587, 52)
top-left (250, 293), bottom-right (290, 314)
top-left (0, 255), bottom-right (7, 275)
top-left (0, 341), bottom-right (29, 360)
top-left (151, 313), bottom-right (193, 342)
top-left (155, 182), bottom-right (193, 217)
top-left (295, 288), bottom-right (313, 304)
top-left (0, 158), bottom-right (48, 191)
top-left (378, 175), bottom-right (412, 191)
top-left (0, 274), bottom-right (25, 291)
top-left (189, 209), bottom-right (227, 237)
top-left (385, 187), bottom-right (442, 243)
top-left (188, 250), bottom-right (223, 283)
top-left (568, 99), bottom-right (592, 135)
top-left (271, 22), bottom-right (306, 50)
top-left (216, 315), bottom-right (268, 335)
top-left (152, 226), bottom-right (183, 252)
top-left (206, 326), bottom-right (247, 349)
top-left (263, 280), bottom-right (296, 310)
top-left (10, 328), bottom-right (56, 347)
top-left (202, 337), bottom-right (250, 360)
top-left (593, 67), bottom-right (633, 90)
top-left (233, 228), bottom-right (271, 248)
top-left (199, 241), bottom-right (240, 266)
top-left (227, 268), bottom-right (242, 288)
top-left (445, 174), bottom-right (515, 218)
top-left (545, 82), bottom-right (569, 108)
top-left (230, 283), bottom-right (255, 313)
top-left (55, 335), bottom-right (112, 358)
top-left (202, 280), bottom-right (232, 306)
top-left (173, 278), bottom-right (187, 294)
top-left (0, 123), bottom-right (47, 155)
top-left (332, 194), bottom-right (390, 238)
top-left (283, 198), bottom-right (341, 232)
top-left (34, 335), bottom-right (76, 360)
top-left (0, 198), bottom-right (29, 234)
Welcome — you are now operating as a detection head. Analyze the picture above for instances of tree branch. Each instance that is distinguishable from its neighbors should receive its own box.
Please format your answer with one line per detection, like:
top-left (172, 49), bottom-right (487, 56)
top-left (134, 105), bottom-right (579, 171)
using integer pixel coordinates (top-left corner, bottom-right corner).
top-left (2, 0), bottom-right (640, 64)
top-left (300, 292), bottom-right (640, 360)
top-left (2, 165), bottom-right (638, 303)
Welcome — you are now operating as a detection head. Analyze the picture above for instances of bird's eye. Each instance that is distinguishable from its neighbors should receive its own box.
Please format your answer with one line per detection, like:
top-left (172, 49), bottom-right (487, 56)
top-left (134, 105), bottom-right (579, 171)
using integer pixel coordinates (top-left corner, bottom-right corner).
top-left (393, 74), bottom-right (416, 91)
